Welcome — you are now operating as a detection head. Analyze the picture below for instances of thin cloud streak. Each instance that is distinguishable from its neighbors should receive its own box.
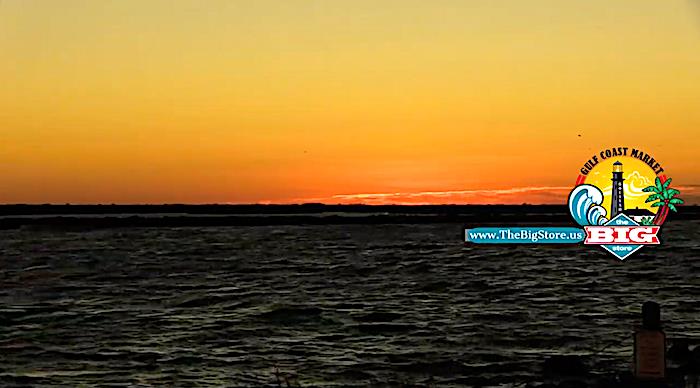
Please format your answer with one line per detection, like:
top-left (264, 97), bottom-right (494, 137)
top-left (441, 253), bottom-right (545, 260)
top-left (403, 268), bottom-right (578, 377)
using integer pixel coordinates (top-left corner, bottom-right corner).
top-left (331, 186), bottom-right (570, 199)
top-left (284, 186), bottom-right (571, 205)
top-left (276, 185), bottom-right (700, 205)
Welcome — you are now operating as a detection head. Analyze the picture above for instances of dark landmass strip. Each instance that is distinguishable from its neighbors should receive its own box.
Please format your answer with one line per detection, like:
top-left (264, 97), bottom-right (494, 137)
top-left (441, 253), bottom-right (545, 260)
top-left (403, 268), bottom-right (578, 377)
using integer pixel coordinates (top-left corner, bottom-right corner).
top-left (0, 204), bottom-right (698, 229)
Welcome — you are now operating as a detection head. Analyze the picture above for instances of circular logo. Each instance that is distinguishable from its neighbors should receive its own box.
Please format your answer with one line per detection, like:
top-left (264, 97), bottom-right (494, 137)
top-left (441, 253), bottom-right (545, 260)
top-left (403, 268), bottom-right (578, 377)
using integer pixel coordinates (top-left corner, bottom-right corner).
top-left (573, 147), bottom-right (681, 226)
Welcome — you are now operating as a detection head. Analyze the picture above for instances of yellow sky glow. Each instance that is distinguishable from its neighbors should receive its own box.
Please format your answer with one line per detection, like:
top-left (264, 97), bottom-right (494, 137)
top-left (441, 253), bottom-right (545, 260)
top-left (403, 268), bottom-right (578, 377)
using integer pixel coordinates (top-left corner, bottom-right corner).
top-left (1, 1), bottom-right (700, 204)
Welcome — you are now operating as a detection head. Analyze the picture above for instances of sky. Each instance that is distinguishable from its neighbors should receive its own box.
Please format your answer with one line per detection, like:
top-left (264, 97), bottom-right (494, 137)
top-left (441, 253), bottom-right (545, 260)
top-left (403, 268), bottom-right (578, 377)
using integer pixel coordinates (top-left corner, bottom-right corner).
top-left (1, 0), bottom-right (699, 204)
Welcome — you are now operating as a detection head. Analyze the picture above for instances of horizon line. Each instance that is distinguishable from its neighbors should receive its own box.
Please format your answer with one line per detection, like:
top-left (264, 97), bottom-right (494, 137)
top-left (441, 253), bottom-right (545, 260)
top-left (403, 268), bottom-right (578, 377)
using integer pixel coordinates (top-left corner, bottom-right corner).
top-left (2, 203), bottom-right (700, 207)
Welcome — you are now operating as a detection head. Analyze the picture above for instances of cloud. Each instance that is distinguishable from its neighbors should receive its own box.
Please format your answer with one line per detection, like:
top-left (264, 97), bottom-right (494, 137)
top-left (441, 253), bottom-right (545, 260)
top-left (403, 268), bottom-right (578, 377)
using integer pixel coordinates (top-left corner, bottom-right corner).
top-left (600, 170), bottom-right (654, 199)
top-left (278, 184), bottom-right (700, 205)
top-left (285, 186), bottom-right (572, 205)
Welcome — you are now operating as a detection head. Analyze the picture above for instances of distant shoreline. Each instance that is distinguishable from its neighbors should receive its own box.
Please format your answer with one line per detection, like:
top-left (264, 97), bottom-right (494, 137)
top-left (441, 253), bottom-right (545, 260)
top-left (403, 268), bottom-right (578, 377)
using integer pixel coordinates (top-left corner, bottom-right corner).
top-left (1, 204), bottom-right (698, 230)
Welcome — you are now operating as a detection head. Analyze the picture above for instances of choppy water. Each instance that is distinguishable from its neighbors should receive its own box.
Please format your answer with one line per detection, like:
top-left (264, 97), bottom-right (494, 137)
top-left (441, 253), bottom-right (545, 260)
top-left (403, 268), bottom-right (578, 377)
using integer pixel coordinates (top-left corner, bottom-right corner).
top-left (0, 222), bottom-right (698, 387)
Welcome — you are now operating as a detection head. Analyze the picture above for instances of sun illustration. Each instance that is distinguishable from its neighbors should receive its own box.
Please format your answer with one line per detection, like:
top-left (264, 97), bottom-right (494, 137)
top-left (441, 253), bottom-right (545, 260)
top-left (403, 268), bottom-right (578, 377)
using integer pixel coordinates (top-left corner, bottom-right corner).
top-left (585, 157), bottom-right (659, 220)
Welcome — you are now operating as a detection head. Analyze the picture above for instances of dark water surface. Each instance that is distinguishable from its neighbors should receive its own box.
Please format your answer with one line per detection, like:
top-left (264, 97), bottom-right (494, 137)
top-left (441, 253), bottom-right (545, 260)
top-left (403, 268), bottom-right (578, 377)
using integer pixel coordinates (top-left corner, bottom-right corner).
top-left (0, 222), bottom-right (698, 387)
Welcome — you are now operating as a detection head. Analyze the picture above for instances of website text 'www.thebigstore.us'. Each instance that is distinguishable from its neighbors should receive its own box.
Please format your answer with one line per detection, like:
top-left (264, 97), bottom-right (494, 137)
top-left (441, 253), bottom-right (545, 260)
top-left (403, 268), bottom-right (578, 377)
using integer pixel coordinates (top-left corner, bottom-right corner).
top-left (465, 227), bottom-right (585, 244)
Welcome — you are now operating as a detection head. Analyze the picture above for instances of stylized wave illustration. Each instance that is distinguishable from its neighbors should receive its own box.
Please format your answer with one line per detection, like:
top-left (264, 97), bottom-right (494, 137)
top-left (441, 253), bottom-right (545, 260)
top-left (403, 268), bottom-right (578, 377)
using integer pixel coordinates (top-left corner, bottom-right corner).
top-left (568, 184), bottom-right (609, 226)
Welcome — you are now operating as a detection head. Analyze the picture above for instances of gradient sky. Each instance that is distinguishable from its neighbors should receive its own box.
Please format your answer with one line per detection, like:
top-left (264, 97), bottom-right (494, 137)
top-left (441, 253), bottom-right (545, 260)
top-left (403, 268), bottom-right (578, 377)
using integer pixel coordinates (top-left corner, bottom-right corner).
top-left (1, 0), bottom-right (699, 204)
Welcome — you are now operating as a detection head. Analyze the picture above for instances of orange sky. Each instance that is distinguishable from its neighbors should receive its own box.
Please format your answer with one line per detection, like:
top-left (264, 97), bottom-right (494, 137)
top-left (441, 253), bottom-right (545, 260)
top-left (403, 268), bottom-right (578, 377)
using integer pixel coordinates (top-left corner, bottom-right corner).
top-left (1, 1), bottom-right (700, 204)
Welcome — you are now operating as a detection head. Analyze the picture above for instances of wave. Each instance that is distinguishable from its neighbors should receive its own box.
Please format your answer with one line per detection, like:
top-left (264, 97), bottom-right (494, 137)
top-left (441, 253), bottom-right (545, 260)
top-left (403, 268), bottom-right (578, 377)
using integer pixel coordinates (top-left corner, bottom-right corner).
top-left (568, 185), bottom-right (608, 226)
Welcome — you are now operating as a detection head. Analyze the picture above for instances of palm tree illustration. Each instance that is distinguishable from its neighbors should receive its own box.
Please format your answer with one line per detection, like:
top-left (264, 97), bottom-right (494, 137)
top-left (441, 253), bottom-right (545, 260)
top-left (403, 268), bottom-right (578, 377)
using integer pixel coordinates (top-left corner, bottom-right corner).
top-left (643, 177), bottom-right (683, 225)
top-left (638, 216), bottom-right (654, 226)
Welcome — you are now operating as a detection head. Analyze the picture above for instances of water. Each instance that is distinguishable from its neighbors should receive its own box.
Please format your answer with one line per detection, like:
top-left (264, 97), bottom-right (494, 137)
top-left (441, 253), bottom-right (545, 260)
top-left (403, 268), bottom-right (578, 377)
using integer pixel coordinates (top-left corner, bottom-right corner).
top-left (1, 222), bottom-right (698, 387)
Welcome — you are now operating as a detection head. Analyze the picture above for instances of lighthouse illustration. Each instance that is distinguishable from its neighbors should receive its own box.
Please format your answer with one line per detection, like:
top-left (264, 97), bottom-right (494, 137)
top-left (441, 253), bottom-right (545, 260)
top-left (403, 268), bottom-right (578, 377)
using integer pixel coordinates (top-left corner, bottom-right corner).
top-left (611, 161), bottom-right (625, 218)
